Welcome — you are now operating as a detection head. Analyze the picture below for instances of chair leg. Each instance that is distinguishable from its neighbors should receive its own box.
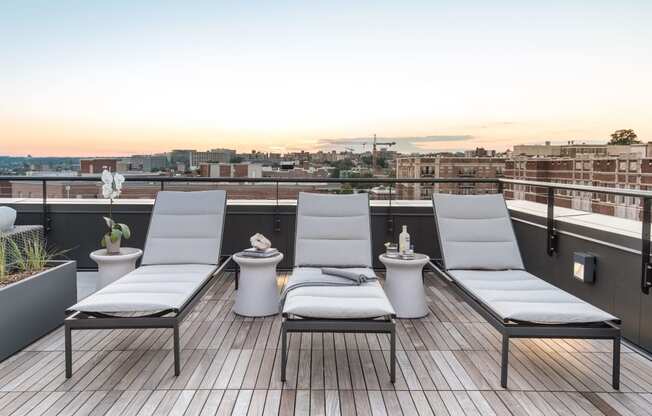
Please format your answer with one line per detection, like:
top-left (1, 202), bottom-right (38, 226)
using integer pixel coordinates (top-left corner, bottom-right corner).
top-left (501, 334), bottom-right (509, 388)
top-left (65, 325), bottom-right (72, 379)
top-left (390, 325), bottom-right (396, 383)
top-left (281, 325), bottom-right (287, 382)
top-left (173, 324), bottom-right (181, 376)
top-left (613, 336), bottom-right (621, 390)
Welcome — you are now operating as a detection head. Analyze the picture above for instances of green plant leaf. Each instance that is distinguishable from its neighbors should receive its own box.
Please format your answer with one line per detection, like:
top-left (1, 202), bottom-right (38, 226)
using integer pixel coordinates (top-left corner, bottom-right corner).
top-left (110, 229), bottom-right (122, 243)
top-left (103, 216), bottom-right (114, 228)
top-left (117, 223), bottom-right (131, 239)
top-left (101, 236), bottom-right (107, 247)
top-left (8, 239), bottom-right (26, 273)
top-left (2, 237), bottom-right (70, 277)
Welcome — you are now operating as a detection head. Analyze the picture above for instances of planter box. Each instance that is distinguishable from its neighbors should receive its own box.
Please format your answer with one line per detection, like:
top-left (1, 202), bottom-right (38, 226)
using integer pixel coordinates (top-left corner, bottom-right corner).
top-left (0, 225), bottom-right (44, 269)
top-left (0, 260), bottom-right (77, 362)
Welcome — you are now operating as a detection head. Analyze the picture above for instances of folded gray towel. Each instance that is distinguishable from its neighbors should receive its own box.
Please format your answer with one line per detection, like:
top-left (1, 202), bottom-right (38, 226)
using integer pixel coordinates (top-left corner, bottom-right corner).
top-left (279, 269), bottom-right (378, 308)
top-left (321, 267), bottom-right (377, 284)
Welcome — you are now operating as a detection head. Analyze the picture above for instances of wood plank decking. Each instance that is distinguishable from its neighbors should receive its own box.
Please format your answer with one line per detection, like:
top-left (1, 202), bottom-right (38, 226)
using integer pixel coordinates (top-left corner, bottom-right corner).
top-left (1, 271), bottom-right (652, 415)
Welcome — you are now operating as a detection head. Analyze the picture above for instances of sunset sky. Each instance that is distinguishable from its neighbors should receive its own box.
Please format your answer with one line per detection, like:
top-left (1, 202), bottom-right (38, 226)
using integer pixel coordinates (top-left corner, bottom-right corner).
top-left (1, 1), bottom-right (651, 156)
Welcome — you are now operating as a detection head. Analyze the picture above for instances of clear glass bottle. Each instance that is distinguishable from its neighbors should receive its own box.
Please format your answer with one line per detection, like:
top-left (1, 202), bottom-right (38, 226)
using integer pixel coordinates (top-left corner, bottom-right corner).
top-left (399, 225), bottom-right (410, 254)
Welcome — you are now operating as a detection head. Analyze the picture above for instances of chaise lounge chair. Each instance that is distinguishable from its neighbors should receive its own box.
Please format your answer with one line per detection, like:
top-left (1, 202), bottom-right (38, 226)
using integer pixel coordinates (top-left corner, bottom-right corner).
top-left (64, 190), bottom-right (231, 378)
top-left (281, 192), bottom-right (397, 382)
top-left (430, 193), bottom-right (621, 389)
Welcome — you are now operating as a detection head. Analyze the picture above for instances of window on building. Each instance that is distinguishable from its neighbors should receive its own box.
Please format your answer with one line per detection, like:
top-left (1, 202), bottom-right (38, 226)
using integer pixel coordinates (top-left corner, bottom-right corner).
top-left (615, 184), bottom-right (625, 204)
top-left (630, 161), bottom-right (638, 172)
top-left (619, 161), bottom-right (627, 171)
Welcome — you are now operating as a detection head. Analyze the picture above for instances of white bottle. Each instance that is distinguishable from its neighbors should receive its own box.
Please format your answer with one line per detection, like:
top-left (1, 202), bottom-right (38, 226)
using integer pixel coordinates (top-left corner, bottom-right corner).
top-left (399, 225), bottom-right (410, 254)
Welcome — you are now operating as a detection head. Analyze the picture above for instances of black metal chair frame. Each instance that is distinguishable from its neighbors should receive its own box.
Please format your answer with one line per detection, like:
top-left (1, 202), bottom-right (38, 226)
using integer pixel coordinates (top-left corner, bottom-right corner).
top-left (64, 255), bottom-right (233, 378)
top-left (280, 312), bottom-right (396, 383)
top-left (427, 260), bottom-right (621, 389)
top-left (280, 193), bottom-right (396, 384)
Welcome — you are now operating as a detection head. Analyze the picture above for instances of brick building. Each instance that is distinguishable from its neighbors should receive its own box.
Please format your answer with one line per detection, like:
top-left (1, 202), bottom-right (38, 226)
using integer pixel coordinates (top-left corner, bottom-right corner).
top-left (395, 156), bottom-right (505, 200)
top-left (79, 158), bottom-right (120, 174)
top-left (11, 181), bottom-right (100, 199)
top-left (505, 155), bottom-right (651, 219)
top-left (199, 163), bottom-right (263, 178)
top-left (8, 181), bottom-right (330, 201)
top-left (0, 180), bottom-right (11, 198)
top-left (264, 167), bottom-right (332, 179)
top-left (513, 142), bottom-right (652, 158)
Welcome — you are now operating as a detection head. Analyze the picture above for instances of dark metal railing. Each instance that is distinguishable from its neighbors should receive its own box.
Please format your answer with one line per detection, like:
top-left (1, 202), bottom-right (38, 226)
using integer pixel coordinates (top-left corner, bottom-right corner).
top-left (2, 175), bottom-right (652, 293)
top-left (500, 178), bottom-right (652, 295)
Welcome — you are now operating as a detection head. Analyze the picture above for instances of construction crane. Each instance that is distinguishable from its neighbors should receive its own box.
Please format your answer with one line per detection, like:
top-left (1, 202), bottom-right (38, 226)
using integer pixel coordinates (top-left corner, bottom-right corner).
top-left (371, 134), bottom-right (396, 173)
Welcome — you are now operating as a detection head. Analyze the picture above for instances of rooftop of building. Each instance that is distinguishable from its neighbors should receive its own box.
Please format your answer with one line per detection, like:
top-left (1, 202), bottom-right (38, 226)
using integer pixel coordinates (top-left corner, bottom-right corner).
top-left (1, 176), bottom-right (652, 415)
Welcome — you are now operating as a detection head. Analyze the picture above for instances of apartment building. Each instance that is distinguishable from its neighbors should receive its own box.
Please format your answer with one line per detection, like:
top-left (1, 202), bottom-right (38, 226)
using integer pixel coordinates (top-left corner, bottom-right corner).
top-left (168, 149), bottom-right (194, 171)
top-left (128, 155), bottom-right (168, 172)
top-left (395, 156), bottom-right (505, 200)
top-left (79, 158), bottom-right (127, 174)
top-left (264, 166), bottom-right (333, 179)
top-left (513, 142), bottom-right (652, 158)
top-left (191, 148), bottom-right (236, 166)
top-left (505, 155), bottom-right (652, 219)
top-left (199, 162), bottom-right (263, 178)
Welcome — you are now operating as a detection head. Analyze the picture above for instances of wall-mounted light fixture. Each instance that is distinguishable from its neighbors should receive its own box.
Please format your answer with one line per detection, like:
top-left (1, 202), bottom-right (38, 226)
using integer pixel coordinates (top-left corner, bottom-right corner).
top-left (573, 252), bottom-right (596, 284)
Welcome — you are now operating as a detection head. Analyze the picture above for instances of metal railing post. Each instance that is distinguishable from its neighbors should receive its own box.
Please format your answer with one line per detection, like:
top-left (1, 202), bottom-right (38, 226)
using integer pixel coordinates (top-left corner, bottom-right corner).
top-left (546, 186), bottom-right (556, 256)
top-left (641, 197), bottom-right (651, 294)
top-left (42, 180), bottom-right (50, 235)
top-left (274, 181), bottom-right (281, 233)
top-left (387, 183), bottom-right (394, 234)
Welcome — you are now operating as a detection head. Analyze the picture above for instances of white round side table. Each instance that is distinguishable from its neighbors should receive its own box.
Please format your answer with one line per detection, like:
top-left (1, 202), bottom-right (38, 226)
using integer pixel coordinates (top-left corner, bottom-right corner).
top-left (379, 253), bottom-right (430, 318)
top-left (233, 252), bottom-right (284, 317)
top-left (90, 248), bottom-right (143, 290)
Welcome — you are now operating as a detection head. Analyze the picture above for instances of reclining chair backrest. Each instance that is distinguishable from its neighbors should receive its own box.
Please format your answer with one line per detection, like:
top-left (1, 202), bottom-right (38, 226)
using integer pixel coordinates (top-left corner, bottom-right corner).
top-left (141, 190), bottom-right (226, 266)
top-left (294, 192), bottom-right (373, 267)
top-left (433, 193), bottom-right (524, 270)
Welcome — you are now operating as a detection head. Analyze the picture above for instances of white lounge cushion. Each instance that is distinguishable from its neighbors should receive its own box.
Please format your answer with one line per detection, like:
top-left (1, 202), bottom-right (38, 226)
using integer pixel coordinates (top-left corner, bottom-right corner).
top-left (282, 268), bottom-right (395, 319)
top-left (141, 190), bottom-right (226, 266)
top-left (433, 194), bottom-right (524, 270)
top-left (449, 270), bottom-right (618, 324)
top-left (294, 193), bottom-right (373, 267)
top-left (70, 264), bottom-right (216, 313)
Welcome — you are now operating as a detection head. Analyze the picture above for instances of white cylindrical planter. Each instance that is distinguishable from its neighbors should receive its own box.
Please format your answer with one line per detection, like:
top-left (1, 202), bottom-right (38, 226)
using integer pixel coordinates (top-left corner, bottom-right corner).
top-left (90, 248), bottom-right (143, 290)
top-left (379, 253), bottom-right (430, 318)
top-left (233, 253), bottom-right (284, 317)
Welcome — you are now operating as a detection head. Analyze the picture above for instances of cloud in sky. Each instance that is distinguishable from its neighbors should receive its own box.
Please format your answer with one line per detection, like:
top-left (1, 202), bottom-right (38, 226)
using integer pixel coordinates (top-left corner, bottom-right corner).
top-left (316, 135), bottom-right (474, 153)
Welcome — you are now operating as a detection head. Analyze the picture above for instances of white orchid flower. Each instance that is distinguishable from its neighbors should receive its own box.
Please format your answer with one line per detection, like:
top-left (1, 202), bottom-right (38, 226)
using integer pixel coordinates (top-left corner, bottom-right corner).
top-left (100, 169), bottom-right (123, 200)
top-left (99, 169), bottom-right (132, 250)
top-left (102, 183), bottom-right (113, 199)
top-left (101, 169), bottom-right (113, 185)
top-left (113, 173), bottom-right (125, 191)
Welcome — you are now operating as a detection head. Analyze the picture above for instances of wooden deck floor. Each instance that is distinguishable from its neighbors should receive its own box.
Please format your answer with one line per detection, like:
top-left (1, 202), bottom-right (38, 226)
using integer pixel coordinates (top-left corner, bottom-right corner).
top-left (2, 272), bottom-right (652, 415)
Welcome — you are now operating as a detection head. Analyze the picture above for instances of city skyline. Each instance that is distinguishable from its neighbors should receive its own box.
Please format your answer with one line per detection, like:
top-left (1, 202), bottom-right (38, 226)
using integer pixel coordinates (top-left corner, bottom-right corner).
top-left (2, 1), bottom-right (651, 157)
